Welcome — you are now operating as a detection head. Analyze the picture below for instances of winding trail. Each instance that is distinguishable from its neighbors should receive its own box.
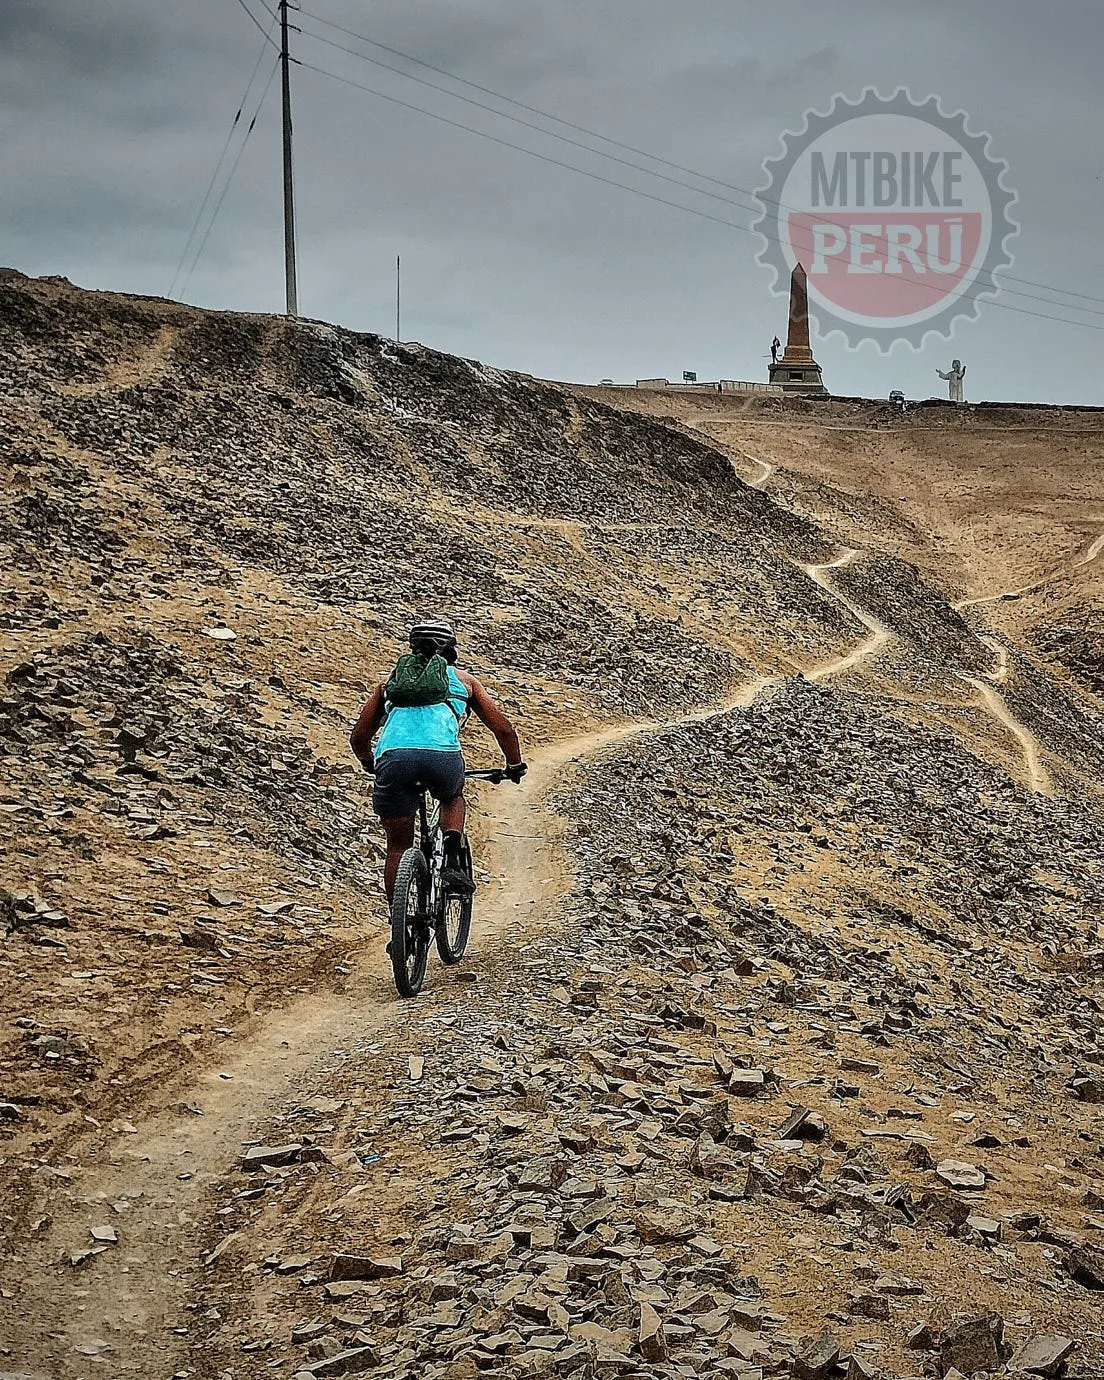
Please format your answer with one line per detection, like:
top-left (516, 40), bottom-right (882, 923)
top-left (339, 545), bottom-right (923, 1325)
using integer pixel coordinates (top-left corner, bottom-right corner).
top-left (620, 405), bottom-right (1065, 790)
top-left (945, 521), bottom-right (1104, 789)
top-left (801, 549), bottom-right (892, 682)
top-left (800, 549), bottom-right (1052, 794)
top-left (683, 413), bottom-right (776, 491)
top-left (962, 673), bottom-right (1052, 794)
top-left (722, 433), bottom-right (1056, 789)
top-left (980, 635), bottom-right (1010, 685)
top-left (1080, 532), bottom-right (1104, 568)
top-left (955, 523), bottom-right (1104, 610)
top-left (740, 450), bottom-right (774, 490)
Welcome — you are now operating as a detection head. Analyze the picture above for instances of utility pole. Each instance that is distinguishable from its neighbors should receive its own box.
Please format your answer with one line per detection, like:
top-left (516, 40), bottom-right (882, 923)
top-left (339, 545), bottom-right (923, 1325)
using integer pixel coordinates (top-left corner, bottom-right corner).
top-left (396, 255), bottom-right (401, 341)
top-left (279, 0), bottom-right (298, 317)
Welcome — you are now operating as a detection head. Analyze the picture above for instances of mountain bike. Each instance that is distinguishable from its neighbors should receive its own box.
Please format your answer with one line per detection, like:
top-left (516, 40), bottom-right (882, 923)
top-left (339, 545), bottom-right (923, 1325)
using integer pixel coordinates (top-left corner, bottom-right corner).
top-left (389, 768), bottom-right (508, 998)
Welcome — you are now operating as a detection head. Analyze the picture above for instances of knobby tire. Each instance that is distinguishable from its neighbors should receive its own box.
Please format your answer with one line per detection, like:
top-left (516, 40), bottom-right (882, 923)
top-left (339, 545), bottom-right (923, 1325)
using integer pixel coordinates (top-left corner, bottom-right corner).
top-left (391, 846), bottom-right (430, 997)
top-left (435, 834), bottom-right (474, 965)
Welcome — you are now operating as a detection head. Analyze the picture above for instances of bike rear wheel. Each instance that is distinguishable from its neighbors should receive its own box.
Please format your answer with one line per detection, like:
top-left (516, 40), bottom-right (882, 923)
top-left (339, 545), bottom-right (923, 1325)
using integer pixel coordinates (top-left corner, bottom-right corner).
top-left (435, 834), bottom-right (474, 965)
top-left (391, 847), bottom-right (430, 997)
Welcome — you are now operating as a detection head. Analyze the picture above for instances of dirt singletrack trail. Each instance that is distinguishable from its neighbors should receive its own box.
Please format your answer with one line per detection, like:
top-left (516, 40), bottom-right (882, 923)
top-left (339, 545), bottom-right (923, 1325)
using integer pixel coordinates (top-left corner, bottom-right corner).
top-left (801, 550), bottom-right (892, 683)
top-left (955, 524), bottom-right (1104, 612)
top-left (737, 449), bottom-right (774, 491)
top-left (598, 385), bottom-right (1104, 612)
top-left (709, 441), bottom-right (1051, 796)
top-left (979, 635), bottom-right (1011, 685)
top-left (5, 551), bottom-right (888, 1378)
top-left (3, 671), bottom-right (786, 1378)
top-left (683, 413), bottom-right (775, 492)
top-left (1, 724), bottom-right (620, 1375)
top-left (946, 518), bottom-right (1104, 792)
top-left (962, 673), bottom-right (1053, 795)
top-left (800, 549), bottom-right (1054, 793)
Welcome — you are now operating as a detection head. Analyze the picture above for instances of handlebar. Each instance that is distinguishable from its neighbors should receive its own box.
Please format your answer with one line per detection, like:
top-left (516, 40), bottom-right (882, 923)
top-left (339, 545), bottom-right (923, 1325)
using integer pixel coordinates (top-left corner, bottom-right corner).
top-left (360, 763), bottom-right (524, 783)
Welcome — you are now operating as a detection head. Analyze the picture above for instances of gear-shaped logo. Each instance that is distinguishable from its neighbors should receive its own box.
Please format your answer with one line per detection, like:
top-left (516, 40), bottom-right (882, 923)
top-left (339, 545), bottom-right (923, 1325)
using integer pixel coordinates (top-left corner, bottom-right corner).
top-left (754, 89), bottom-right (1018, 352)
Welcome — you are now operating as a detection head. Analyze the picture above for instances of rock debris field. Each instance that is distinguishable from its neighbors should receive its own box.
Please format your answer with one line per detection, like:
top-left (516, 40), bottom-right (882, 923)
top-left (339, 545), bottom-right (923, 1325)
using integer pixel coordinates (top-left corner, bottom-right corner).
top-left (1, 271), bottom-right (1103, 1379)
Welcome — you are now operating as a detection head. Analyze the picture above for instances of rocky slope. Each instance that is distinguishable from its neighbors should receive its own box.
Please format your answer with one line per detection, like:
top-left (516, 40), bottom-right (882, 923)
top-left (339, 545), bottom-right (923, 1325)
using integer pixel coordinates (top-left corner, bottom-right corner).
top-left (1, 273), bottom-right (1102, 1379)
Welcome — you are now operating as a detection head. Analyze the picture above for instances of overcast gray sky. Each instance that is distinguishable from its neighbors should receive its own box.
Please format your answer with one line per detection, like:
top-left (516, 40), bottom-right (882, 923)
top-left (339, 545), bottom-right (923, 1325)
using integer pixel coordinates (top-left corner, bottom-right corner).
top-left (3, 0), bottom-right (1102, 403)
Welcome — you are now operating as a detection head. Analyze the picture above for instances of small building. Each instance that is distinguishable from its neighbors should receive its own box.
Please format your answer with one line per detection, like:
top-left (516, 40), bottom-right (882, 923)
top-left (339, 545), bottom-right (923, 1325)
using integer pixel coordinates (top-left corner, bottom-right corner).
top-left (631, 377), bottom-right (781, 395)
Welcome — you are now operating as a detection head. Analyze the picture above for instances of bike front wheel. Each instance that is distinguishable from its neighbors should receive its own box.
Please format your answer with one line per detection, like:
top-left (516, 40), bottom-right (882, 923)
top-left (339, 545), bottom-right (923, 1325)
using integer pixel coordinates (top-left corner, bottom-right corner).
top-left (391, 846), bottom-right (430, 997)
top-left (435, 834), bottom-right (474, 965)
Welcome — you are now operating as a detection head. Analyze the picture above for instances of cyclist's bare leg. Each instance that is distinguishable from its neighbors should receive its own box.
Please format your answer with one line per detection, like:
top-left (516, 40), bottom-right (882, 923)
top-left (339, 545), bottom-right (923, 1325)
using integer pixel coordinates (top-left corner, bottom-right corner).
top-left (438, 793), bottom-right (475, 893)
top-left (381, 815), bottom-right (415, 902)
top-left (439, 794), bottom-right (467, 835)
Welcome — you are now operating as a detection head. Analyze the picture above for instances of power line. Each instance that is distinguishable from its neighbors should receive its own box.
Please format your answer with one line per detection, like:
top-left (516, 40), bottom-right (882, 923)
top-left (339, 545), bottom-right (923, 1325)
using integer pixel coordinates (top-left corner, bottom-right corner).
top-left (296, 24), bottom-right (765, 219)
top-left (231, 0), bottom-right (280, 50)
top-left (299, 56), bottom-right (1104, 335)
top-left (298, 9), bottom-right (751, 196)
top-left (169, 27), bottom-right (276, 299)
top-left (180, 58), bottom-right (280, 299)
top-left (298, 7), bottom-right (1104, 316)
top-left (297, 58), bottom-right (760, 237)
top-left (300, 24), bottom-right (1104, 324)
top-left (1015, 275), bottom-right (1104, 307)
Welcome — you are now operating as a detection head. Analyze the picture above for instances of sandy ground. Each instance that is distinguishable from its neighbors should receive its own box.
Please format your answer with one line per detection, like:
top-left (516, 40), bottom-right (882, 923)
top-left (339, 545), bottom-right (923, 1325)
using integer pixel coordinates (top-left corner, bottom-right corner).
top-left (577, 386), bottom-right (1104, 613)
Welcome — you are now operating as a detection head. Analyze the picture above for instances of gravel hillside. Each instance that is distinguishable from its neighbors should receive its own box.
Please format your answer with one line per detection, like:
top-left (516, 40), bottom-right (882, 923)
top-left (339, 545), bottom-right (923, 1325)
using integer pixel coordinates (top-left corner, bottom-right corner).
top-left (1, 273), bottom-right (1102, 1379)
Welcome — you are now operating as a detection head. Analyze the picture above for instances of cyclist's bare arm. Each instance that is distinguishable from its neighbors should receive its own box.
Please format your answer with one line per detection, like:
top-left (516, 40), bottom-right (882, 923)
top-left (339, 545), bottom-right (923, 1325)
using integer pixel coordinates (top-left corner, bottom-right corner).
top-left (350, 684), bottom-right (385, 766)
top-left (459, 673), bottom-right (524, 765)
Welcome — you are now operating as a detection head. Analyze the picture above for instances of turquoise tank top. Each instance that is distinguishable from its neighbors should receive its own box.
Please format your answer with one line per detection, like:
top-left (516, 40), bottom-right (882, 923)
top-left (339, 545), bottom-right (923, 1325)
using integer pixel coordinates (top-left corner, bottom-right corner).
top-left (375, 666), bottom-right (469, 756)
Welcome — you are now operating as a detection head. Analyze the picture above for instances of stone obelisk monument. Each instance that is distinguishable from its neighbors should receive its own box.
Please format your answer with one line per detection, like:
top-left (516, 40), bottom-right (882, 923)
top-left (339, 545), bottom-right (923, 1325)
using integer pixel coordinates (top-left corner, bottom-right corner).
top-left (768, 262), bottom-right (828, 395)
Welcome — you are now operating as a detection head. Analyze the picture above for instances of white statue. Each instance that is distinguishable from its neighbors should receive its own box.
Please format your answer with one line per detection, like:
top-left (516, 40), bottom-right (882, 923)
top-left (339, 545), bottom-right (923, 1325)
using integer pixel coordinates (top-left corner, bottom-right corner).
top-left (937, 358), bottom-right (967, 404)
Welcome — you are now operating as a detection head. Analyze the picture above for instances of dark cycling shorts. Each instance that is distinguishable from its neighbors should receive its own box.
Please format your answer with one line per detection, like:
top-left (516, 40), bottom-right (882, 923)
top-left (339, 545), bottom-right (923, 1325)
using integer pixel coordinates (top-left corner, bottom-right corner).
top-left (372, 749), bottom-right (465, 819)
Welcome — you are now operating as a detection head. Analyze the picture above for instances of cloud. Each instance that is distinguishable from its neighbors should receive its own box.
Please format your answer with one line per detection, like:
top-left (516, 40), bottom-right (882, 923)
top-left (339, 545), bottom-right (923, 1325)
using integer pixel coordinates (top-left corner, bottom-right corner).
top-left (0, 0), bottom-right (164, 98)
top-left (1, 0), bottom-right (1101, 402)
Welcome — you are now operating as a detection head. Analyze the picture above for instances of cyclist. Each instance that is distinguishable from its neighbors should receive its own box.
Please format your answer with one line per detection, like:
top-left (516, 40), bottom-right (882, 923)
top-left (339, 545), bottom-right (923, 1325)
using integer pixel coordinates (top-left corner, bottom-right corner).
top-left (350, 618), bottom-right (527, 902)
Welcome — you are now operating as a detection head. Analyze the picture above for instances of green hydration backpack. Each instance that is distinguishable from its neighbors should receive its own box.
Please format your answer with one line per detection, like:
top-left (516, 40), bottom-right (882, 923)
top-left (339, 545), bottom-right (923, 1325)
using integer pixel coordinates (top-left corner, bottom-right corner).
top-left (385, 651), bottom-right (455, 711)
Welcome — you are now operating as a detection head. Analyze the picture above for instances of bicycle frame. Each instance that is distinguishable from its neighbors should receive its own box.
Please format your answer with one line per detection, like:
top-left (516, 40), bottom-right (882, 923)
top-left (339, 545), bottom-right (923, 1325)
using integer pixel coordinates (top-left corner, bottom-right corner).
top-left (415, 769), bottom-right (504, 922)
top-left (417, 790), bottom-right (444, 922)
